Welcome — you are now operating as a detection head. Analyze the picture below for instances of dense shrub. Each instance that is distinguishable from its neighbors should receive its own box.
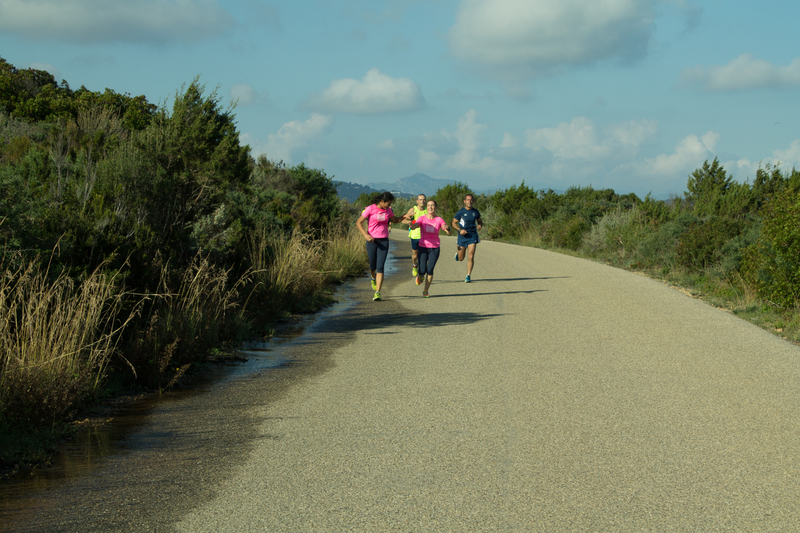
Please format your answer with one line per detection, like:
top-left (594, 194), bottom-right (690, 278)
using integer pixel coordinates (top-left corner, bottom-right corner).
top-left (742, 180), bottom-right (800, 307)
top-left (675, 217), bottom-right (743, 271)
top-left (582, 207), bottom-right (641, 257)
top-left (542, 215), bottom-right (591, 250)
top-left (632, 216), bottom-right (693, 268)
top-left (430, 182), bottom-right (474, 222)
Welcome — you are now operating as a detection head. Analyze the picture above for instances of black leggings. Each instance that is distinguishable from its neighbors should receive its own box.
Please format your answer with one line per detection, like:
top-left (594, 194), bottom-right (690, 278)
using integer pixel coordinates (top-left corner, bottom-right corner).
top-left (417, 246), bottom-right (440, 276)
top-left (367, 238), bottom-right (389, 273)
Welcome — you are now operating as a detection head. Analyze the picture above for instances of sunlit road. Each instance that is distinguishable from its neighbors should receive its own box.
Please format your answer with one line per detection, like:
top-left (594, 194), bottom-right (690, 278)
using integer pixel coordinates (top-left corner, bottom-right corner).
top-left (5, 234), bottom-right (800, 531)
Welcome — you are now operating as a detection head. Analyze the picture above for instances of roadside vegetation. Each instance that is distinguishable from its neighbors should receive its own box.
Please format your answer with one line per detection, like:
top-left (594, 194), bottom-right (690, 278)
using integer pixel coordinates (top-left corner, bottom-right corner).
top-left (430, 161), bottom-right (800, 346)
top-left (0, 57), bottom-right (367, 469)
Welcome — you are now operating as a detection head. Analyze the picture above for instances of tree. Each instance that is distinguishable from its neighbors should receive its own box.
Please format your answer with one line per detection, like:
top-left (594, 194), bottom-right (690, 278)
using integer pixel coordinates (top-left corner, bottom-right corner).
top-left (286, 163), bottom-right (340, 232)
top-left (686, 158), bottom-right (733, 216)
top-left (431, 182), bottom-right (474, 222)
top-left (492, 181), bottom-right (536, 215)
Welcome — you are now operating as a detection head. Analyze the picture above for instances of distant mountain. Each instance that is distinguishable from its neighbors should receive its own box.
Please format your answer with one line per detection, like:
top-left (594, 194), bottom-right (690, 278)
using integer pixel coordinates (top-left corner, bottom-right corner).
top-left (336, 173), bottom-right (481, 203)
top-left (367, 173), bottom-right (457, 197)
top-left (334, 181), bottom-right (382, 203)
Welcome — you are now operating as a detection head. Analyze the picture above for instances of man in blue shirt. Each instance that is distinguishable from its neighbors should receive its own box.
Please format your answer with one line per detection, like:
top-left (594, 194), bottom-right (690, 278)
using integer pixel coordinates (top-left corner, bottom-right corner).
top-left (452, 193), bottom-right (482, 283)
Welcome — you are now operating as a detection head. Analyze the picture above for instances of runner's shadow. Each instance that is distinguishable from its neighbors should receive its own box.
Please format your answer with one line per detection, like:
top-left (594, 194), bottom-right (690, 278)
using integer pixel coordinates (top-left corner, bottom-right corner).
top-left (434, 277), bottom-right (569, 284)
top-left (438, 290), bottom-right (546, 298)
top-left (306, 310), bottom-right (501, 337)
top-left (473, 276), bottom-right (570, 282)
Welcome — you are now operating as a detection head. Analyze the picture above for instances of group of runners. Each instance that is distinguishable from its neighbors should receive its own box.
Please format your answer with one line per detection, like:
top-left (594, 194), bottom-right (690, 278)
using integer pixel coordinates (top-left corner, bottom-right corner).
top-left (355, 191), bottom-right (482, 301)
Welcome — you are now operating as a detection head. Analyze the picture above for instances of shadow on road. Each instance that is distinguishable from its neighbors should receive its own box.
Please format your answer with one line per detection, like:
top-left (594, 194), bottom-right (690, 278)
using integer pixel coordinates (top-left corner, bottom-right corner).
top-left (421, 290), bottom-right (546, 299)
top-left (431, 277), bottom-right (569, 284)
top-left (309, 310), bottom-right (503, 337)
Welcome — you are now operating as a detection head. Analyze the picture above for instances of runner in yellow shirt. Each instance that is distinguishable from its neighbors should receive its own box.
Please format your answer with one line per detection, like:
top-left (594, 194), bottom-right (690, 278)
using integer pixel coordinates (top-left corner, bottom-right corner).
top-left (404, 193), bottom-right (427, 278)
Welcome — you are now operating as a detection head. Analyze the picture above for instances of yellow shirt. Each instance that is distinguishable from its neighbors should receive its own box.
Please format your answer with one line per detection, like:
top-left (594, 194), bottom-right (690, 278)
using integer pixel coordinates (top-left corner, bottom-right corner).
top-left (408, 206), bottom-right (427, 239)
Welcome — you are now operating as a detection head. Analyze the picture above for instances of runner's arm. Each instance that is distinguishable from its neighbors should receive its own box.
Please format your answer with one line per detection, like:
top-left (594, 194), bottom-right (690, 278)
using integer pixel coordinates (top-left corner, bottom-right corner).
top-left (356, 215), bottom-right (373, 241)
top-left (452, 217), bottom-right (466, 235)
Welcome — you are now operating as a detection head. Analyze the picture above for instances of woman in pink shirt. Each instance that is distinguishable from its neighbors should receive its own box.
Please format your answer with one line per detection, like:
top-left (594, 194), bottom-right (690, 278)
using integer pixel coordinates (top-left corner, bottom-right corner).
top-left (356, 192), bottom-right (410, 301)
top-left (408, 200), bottom-right (451, 297)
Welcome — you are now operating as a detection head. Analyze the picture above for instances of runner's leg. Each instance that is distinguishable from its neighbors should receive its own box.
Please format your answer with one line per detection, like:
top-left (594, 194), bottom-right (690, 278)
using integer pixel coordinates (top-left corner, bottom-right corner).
top-left (425, 247), bottom-right (439, 293)
top-left (374, 238), bottom-right (389, 292)
top-left (466, 243), bottom-right (477, 277)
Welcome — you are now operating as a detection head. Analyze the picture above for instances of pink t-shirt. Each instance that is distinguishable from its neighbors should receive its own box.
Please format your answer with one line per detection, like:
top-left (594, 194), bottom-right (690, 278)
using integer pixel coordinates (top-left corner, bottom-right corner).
top-left (416, 216), bottom-right (446, 248)
top-left (361, 204), bottom-right (394, 239)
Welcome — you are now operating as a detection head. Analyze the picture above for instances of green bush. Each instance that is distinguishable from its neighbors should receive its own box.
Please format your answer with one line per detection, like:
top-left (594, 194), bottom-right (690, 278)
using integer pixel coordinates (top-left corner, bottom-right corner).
top-left (675, 216), bottom-right (742, 271)
top-left (633, 215), bottom-right (695, 268)
top-left (543, 215), bottom-right (591, 250)
top-left (431, 182), bottom-right (474, 223)
top-left (582, 207), bottom-right (641, 257)
top-left (742, 181), bottom-right (800, 307)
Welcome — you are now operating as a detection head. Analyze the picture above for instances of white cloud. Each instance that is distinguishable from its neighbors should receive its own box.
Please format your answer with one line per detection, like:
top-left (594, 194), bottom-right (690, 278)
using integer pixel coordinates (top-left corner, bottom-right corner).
top-left (526, 117), bottom-right (605, 159)
top-left (606, 120), bottom-right (659, 148)
top-left (442, 109), bottom-right (501, 172)
top-left (229, 84), bottom-right (259, 106)
top-left (0, 0), bottom-right (235, 44)
top-left (417, 149), bottom-right (440, 169)
top-left (637, 131), bottom-right (718, 175)
top-left (731, 140), bottom-right (800, 178)
top-left (306, 68), bottom-right (425, 114)
top-left (773, 139), bottom-right (800, 166)
top-left (682, 54), bottom-right (800, 91)
top-left (500, 133), bottom-right (519, 149)
top-left (378, 139), bottom-right (395, 150)
top-left (525, 117), bottom-right (657, 160)
top-left (448, 0), bottom-right (655, 81)
top-left (261, 113), bottom-right (333, 165)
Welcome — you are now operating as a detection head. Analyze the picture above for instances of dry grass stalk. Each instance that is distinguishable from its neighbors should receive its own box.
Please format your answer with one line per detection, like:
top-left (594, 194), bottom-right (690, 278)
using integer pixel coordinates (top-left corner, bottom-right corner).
top-left (132, 253), bottom-right (247, 387)
top-left (0, 257), bottom-right (134, 424)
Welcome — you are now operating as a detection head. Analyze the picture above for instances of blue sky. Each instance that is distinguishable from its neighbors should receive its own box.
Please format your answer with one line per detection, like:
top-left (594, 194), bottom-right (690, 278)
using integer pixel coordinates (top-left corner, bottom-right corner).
top-left (2, 0), bottom-right (799, 198)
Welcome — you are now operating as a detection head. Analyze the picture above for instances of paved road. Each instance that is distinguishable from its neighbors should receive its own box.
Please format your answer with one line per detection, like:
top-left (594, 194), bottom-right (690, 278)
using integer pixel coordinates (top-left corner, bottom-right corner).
top-left (5, 234), bottom-right (800, 531)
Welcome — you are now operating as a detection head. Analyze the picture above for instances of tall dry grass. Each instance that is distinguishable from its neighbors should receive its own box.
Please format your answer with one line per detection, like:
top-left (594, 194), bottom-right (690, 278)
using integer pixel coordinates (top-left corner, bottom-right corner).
top-left (319, 224), bottom-right (370, 282)
top-left (0, 257), bottom-right (134, 425)
top-left (514, 222), bottom-right (545, 248)
top-left (247, 224), bottom-right (367, 313)
top-left (127, 253), bottom-right (248, 389)
top-left (1, 223), bottom-right (367, 429)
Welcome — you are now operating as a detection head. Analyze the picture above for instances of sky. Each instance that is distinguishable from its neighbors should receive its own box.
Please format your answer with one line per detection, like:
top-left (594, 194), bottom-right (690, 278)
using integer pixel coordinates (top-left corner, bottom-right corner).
top-left (1, 0), bottom-right (799, 198)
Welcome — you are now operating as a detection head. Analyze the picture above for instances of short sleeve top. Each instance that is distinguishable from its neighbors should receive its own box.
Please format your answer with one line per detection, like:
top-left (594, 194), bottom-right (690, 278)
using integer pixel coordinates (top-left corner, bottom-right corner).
top-left (361, 204), bottom-right (394, 239)
top-left (453, 208), bottom-right (482, 236)
top-left (416, 216), bottom-right (447, 248)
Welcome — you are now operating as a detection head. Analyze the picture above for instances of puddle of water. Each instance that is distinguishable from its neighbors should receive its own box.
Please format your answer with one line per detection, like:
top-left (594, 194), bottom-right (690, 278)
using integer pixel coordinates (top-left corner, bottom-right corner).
top-left (0, 282), bottom-right (359, 509)
top-left (0, 246), bottom-right (403, 518)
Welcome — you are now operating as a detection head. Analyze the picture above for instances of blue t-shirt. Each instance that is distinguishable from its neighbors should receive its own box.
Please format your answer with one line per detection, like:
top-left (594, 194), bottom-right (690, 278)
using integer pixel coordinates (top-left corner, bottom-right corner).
top-left (454, 208), bottom-right (482, 236)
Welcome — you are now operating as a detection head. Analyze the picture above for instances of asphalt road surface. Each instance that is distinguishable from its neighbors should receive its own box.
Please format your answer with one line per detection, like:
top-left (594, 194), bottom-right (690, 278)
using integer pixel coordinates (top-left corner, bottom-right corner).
top-left (4, 234), bottom-right (800, 532)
